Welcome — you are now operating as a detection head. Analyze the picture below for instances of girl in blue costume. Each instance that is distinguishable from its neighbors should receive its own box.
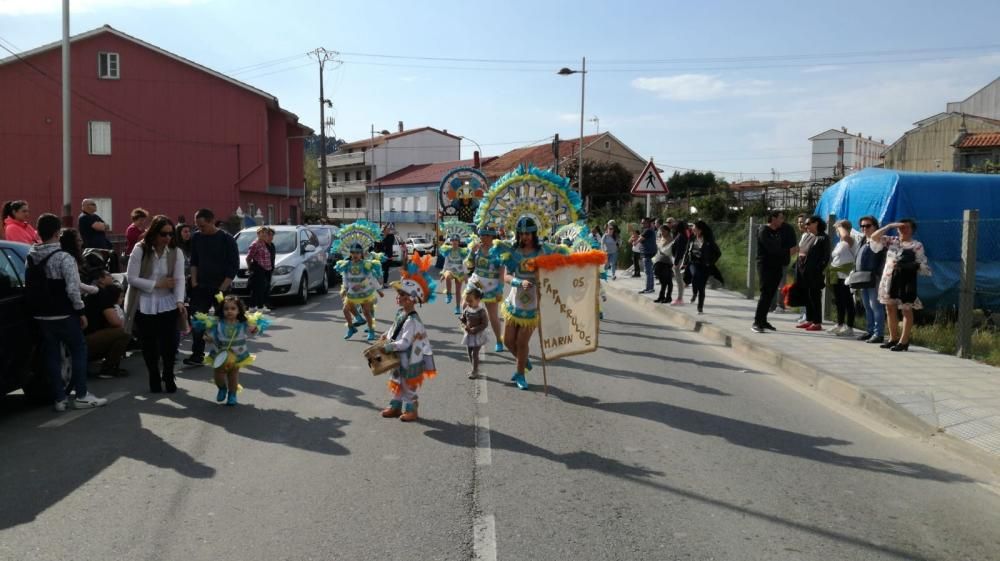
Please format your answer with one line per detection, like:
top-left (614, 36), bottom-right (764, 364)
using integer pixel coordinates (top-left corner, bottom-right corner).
top-left (464, 224), bottom-right (505, 352)
top-left (497, 216), bottom-right (569, 390)
top-left (335, 242), bottom-right (383, 341)
top-left (194, 295), bottom-right (269, 406)
top-left (439, 234), bottom-right (470, 314)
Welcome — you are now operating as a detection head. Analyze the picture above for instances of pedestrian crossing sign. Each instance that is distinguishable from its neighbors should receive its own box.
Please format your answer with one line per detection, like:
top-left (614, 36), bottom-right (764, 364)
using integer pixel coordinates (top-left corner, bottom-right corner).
top-left (630, 159), bottom-right (669, 195)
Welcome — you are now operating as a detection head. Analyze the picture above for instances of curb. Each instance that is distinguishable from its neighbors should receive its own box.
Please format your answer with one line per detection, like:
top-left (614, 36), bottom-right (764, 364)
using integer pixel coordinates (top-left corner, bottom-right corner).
top-left (606, 284), bottom-right (1000, 472)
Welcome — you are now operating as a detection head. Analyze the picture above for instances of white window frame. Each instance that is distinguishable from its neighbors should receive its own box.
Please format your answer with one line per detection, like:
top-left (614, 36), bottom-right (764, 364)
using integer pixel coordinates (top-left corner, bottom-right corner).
top-left (88, 121), bottom-right (112, 155)
top-left (98, 52), bottom-right (120, 79)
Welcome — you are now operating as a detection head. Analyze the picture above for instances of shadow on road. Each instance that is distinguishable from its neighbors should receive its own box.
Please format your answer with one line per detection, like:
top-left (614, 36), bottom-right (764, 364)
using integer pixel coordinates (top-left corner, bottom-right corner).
top-left (241, 365), bottom-right (376, 409)
top-left (555, 357), bottom-right (733, 395)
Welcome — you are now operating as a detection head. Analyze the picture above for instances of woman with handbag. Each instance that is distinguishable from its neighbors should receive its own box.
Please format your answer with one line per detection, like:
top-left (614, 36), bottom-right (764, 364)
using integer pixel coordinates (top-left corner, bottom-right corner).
top-left (847, 216), bottom-right (887, 344)
top-left (653, 225), bottom-right (674, 303)
top-left (870, 218), bottom-right (931, 352)
top-left (125, 215), bottom-right (186, 393)
top-left (684, 221), bottom-right (721, 314)
top-left (795, 216), bottom-right (830, 331)
top-left (829, 220), bottom-right (858, 336)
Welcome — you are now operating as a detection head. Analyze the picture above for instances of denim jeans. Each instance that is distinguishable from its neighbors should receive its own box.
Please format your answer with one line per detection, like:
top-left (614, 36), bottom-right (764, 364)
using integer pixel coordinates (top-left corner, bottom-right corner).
top-left (605, 252), bottom-right (617, 278)
top-left (643, 256), bottom-right (654, 291)
top-left (860, 286), bottom-right (884, 337)
top-left (37, 317), bottom-right (88, 402)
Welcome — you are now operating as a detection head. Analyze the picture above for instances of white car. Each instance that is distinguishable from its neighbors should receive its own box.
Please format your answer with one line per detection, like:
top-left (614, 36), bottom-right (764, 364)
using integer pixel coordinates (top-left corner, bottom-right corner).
top-left (232, 226), bottom-right (328, 304)
top-left (405, 237), bottom-right (436, 256)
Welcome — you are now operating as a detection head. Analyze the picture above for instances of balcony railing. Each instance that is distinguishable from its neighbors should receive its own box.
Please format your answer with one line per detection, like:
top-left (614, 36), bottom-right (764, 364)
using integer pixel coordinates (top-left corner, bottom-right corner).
top-left (380, 210), bottom-right (437, 224)
top-left (322, 152), bottom-right (366, 167)
top-left (326, 208), bottom-right (367, 222)
top-left (327, 180), bottom-right (368, 194)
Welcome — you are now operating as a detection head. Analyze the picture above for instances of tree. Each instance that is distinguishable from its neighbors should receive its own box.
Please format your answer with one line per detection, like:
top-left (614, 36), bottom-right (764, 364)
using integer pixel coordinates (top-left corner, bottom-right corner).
top-left (667, 170), bottom-right (724, 198)
top-left (302, 134), bottom-right (346, 211)
top-left (563, 158), bottom-right (635, 210)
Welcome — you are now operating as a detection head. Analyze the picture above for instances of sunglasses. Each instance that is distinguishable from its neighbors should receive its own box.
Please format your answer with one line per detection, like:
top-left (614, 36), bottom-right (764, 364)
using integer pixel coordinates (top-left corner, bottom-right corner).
top-left (860, 223), bottom-right (874, 229)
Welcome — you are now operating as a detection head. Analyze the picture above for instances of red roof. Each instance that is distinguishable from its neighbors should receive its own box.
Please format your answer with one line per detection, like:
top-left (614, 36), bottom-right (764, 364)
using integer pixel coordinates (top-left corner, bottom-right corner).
top-left (338, 127), bottom-right (461, 150)
top-left (957, 132), bottom-right (1000, 148)
top-left (376, 157), bottom-right (499, 187)
top-left (482, 134), bottom-right (605, 177)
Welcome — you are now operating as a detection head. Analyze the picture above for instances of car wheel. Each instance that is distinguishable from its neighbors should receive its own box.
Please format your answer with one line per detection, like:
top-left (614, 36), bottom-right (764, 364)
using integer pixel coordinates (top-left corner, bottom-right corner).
top-left (317, 271), bottom-right (329, 294)
top-left (296, 273), bottom-right (309, 305)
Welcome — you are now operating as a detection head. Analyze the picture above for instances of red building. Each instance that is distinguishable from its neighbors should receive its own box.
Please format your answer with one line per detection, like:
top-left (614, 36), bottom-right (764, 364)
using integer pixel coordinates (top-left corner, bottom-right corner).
top-left (0, 25), bottom-right (311, 231)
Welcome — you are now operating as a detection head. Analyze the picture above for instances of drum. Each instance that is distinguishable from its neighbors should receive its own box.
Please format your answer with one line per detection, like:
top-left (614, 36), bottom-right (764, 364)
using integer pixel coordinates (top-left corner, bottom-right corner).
top-left (212, 352), bottom-right (228, 369)
top-left (363, 341), bottom-right (400, 376)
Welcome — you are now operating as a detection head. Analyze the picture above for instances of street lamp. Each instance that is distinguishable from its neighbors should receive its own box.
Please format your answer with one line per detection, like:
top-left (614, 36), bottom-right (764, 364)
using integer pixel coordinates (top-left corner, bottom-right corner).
top-left (558, 57), bottom-right (586, 202)
top-left (459, 135), bottom-right (483, 162)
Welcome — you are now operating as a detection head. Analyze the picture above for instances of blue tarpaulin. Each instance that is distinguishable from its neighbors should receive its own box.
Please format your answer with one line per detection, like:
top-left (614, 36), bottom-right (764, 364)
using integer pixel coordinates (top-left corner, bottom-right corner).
top-left (815, 168), bottom-right (1000, 310)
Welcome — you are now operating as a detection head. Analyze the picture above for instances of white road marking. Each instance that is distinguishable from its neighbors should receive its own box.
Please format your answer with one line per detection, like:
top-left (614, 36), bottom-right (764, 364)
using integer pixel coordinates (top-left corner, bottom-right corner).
top-left (39, 391), bottom-right (130, 428)
top-left (476, 377), bottom-right (488, 404)
top-left (475, 416), bottom-right (492, 466)
top-left (473, 514), bottom-right (497, 561)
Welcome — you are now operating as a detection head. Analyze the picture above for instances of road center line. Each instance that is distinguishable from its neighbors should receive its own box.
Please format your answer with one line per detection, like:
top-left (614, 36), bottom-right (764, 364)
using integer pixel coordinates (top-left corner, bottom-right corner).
top-left (476, 377), bottom-right (488, 404)
top-left (39, 391), bottom-right (131, 428)
top-left (475, 416), bottom-right (492, 466)
top-left (472, 514), bottom-right (497, 561)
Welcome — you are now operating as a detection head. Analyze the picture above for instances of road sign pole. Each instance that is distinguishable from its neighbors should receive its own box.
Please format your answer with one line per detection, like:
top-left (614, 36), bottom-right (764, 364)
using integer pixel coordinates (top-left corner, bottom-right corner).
top-left (646, 194), bottom-right (651, 218)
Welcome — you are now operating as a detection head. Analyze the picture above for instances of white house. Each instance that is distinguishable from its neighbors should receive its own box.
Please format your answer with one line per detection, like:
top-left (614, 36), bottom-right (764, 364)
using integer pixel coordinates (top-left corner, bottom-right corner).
top-left (946, 76), bottom-right (1000, 121)
top-left (319, 122), bottom-right (461, 224)
top-left (809, 127), bottom-right (887, 181)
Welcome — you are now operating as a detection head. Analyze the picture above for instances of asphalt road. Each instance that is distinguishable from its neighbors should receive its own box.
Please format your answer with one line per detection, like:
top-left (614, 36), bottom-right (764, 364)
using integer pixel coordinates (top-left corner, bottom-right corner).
top-left (2, 286), bottom-right (999, 561)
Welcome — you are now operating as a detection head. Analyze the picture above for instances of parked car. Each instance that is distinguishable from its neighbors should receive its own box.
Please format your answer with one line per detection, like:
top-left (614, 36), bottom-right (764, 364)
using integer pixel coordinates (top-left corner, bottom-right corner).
top-left (232, 226), bottom-right (328, 305)
top-left (0, 240), bottom-right (67, 402)
top-left (405, 236), bottom-right (436, 256)
top-left (307, 225), bottom-right (341, 286)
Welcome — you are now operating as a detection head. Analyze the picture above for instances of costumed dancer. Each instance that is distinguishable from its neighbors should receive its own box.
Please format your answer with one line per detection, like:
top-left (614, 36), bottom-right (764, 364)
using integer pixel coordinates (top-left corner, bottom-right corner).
top-left (331, 220), bottom-right (385, 341)
top-left (380, 253), bottom-right (438, 422)
top-left (440, 234), bottom-right (470, 314)
top-left (464, 224), bottom-right (506, 352)
top-left (474, 165), bottom-right (584, 390)
top-left (459, 282), bottom-right (489, 379)
top-left (193, 294), bottom-right (270, 406)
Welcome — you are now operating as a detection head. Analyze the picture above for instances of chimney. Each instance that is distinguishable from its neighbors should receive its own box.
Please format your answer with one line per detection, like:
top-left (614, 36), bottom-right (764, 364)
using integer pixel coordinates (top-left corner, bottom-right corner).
top-left (868, 135), bottom-right (872, 140)
top-left (841, 126), bottom-right (847, 133)
top-left (398, 121), bottom-right (404, 133)
top-left (443, 129), bottom-right (447, 134)
top-left (473, 151), bottom-right (481, 169)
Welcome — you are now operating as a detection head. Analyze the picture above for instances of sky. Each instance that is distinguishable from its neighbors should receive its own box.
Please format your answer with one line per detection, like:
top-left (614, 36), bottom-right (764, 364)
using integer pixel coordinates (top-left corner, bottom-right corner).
top-left (2, 0), bottom-right (1000, 181)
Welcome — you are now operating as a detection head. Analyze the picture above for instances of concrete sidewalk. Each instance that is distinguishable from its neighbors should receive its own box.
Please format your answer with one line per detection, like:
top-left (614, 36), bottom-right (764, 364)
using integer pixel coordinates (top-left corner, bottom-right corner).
top-left (604, 270), bottom-right (1000, 467)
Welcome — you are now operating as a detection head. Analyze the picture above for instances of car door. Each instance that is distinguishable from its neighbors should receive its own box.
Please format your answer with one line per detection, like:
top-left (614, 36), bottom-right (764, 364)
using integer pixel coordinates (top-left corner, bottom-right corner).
top-left (305, 230), bottom-right (324, 286)
top-left (0, 247), bottom-right (32, 394)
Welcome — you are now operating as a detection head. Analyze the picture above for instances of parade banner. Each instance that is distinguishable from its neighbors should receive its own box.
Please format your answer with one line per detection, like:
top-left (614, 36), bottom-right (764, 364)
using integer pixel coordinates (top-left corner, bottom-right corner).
top-left (533, 251), bottom-right (606, 361)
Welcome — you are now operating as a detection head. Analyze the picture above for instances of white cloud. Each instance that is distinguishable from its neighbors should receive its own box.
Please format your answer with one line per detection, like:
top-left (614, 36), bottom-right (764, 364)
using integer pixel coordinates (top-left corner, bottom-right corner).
top-left (801, 65), bottom-right (845, 74)
top-left (0, 0), bottom-right (197, 16)
top-left (631, 74), bottom-right (772, 101)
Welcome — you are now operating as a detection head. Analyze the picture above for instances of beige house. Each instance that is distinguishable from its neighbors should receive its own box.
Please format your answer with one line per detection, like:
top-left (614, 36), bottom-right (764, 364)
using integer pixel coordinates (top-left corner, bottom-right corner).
top-left (882, 113), bottom-right (1000, 172)
top-left (482, 132), bottom-right (647, 181)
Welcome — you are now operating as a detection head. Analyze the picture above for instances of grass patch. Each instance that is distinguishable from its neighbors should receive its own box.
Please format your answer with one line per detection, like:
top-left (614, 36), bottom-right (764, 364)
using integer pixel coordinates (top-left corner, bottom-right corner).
top-left (910, 323), bottom-right (1000, 367)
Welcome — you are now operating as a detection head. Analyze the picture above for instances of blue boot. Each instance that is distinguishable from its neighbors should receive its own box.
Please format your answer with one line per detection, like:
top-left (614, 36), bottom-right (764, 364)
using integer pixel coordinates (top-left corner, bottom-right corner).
top-left (525, 358), bottom-right (533, 371)
top-left (494, 342), bottom-right (504, 353)
top-left (446, 294), bottom-right (453, 304)
top-left (225, 391), bottom-right (238, 406)
top-left (344, 326), bottom-right (358, 339)
top-left (215, 386), bottom-right (227, 403)
top-left (367, 329), bottom-right (377, 342)
top-left (453, 305), bottom-right (461, 315)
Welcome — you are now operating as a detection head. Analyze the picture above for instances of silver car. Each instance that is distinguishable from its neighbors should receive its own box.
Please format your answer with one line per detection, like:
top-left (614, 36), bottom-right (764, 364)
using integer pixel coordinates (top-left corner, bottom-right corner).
top-left (232, 226), bottom-right (328, 304)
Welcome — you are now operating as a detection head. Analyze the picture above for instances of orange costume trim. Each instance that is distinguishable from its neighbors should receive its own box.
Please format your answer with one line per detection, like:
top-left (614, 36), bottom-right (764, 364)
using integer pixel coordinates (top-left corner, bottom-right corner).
top-left (387, 370), bottom-right (438, 395)
top-left (531, 250), bottom-right (608, 271)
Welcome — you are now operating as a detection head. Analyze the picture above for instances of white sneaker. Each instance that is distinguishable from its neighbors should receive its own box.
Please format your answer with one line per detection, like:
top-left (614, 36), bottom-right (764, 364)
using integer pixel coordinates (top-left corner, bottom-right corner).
top-left (829, 324), bottom-right (844, 334)
top-left (53, 399), bottom-right (68, 412)
top-left (262, 306), bottom-right (272, 313)
top-left (248, 306), bottom-right (258, 313)
top-left (72, 393), bottom-right (108, 409)
top-left (838, 327), bottom-right (855, 337)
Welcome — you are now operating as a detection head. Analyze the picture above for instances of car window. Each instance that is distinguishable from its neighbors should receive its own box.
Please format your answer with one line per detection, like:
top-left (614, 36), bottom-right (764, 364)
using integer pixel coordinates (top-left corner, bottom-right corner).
top-left (235, 231), bottom-right (297, 254)
top-left (308, 232), bottom-right (319, 246)
top-left (2, 248), bottom-right (25, 281)
top-left (0, 250), bottom-right (22, 297)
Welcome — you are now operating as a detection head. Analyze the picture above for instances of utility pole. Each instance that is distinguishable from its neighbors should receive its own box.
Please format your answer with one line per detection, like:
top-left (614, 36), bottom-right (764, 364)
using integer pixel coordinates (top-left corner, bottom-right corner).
top-left (311, 47), bottom-right (339, 220)
top-left (61, 0), bottom-right (72, 226)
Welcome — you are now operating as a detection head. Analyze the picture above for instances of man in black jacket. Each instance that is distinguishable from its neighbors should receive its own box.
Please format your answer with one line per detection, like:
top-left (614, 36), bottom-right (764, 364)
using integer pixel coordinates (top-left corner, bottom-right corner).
top-left (752, 210), bottom-right (797, 333)
top-left (183, 208), bottom-right (239, 366)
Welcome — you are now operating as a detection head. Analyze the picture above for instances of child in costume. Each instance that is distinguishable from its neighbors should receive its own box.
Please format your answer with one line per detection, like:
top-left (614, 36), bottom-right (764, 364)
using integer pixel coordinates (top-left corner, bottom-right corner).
top-left (459, 283), bottom-right (489, 379)
top-left (496, 216), bottom-right (570, 390)
top-left (195, 295), bottom-right (269, 406)
top-left (439, 233), bottom-right (469, 314)
top-left (336, 242), bottom-right (383, 341)
top-left (464, 224), bottom-right (505, 352)
top-left (380, 253), bottom-right (437, 422)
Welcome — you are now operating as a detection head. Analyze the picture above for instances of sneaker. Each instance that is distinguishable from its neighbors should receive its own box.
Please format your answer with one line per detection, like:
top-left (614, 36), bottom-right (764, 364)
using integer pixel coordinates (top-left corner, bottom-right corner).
top-left (453, 306), bottom-right (461, 315)
top-left (857, 332), bottom-right (874, 341)
top-left (829, 324), bottom-right (845, 335)
top-left (183, 356), bottom-right (204, 367)
top-left (72, 393), bottom-right (108, 409)
top-left (225, 391), bottom-right (238, 406)
top-left (763, 322), bottom-right (777, 331)
top-left (690, 295), bottom-right (697, 303)
top-left (446, 294), bottom-right (453, 304)
top-left (671, 299), bottom-right (684, 306)
top-left (344, 326), bottom-right (358, 340)
top-left (261, 306), bottom-right (273, 313)
top-left (216, 386), bottom-right (228, 402)
top-left (805, 323), bottom-right (822, 332)
top-left (837, 327), bottom-right (855, 337)
top-left (795, 321), bottom-right (812, 329)
top-left (512, 373), bottom-right (529, 390)
top-left (525, 358), bottom-right (533, 372)
top-left (468, 370), bottom-right (479, 379)
top-left (751, 323), bottom-right (765, 333)
top-left (867, 335), bottom-right (885, 344)
top-left (366, 329), bottom-right (377, 342)
top-left (494, 342), bottom-right (504, 353)
top-left (53, 399), bottom-right (68, 412)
